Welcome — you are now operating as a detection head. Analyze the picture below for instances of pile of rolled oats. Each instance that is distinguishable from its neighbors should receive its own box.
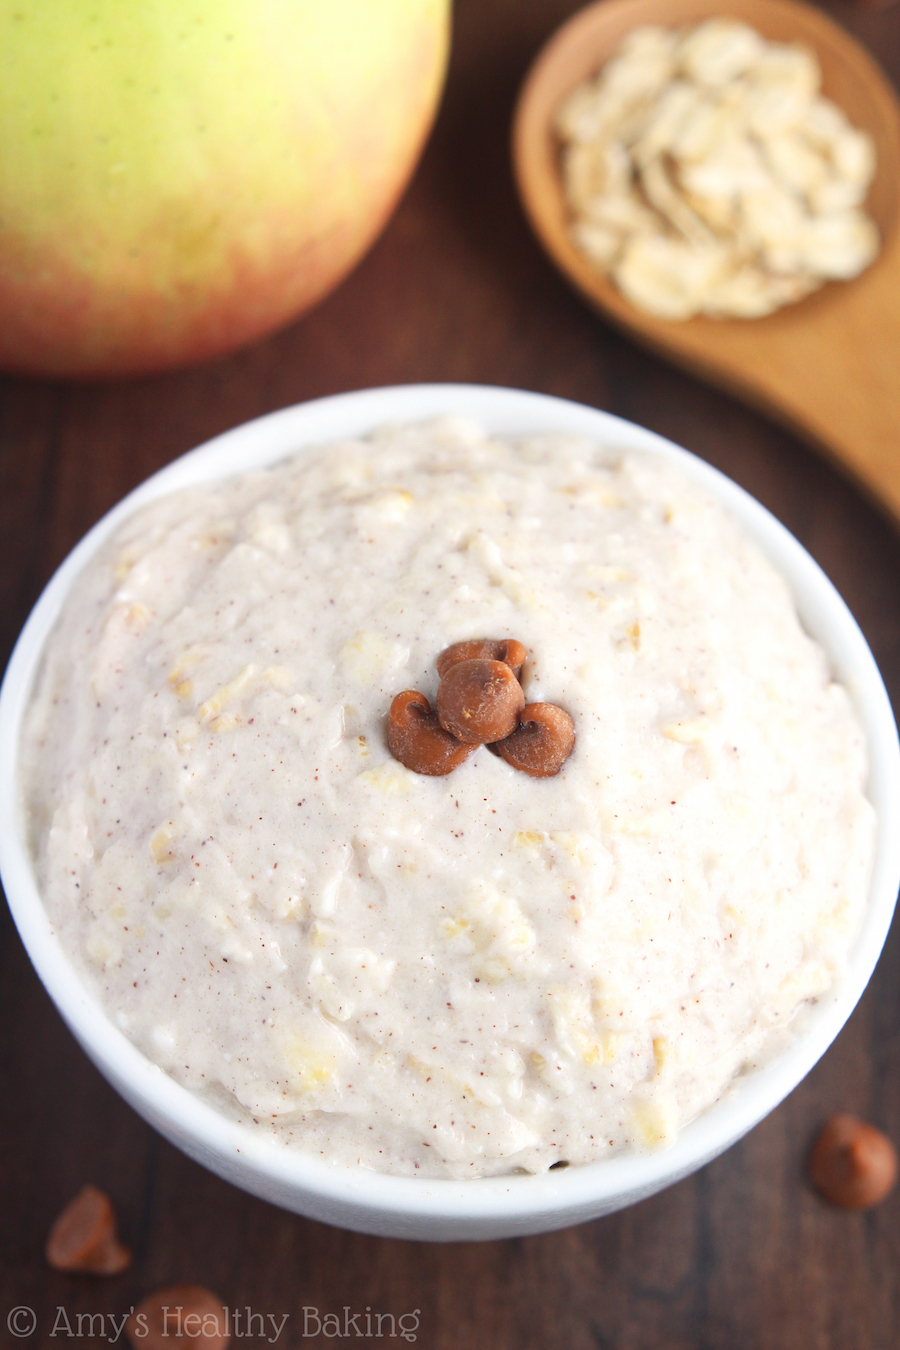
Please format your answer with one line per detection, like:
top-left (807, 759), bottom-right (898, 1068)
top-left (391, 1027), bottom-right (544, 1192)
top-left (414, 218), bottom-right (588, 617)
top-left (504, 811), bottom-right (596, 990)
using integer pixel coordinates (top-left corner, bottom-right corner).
top-left (556, 19), bottom-right (879, 319)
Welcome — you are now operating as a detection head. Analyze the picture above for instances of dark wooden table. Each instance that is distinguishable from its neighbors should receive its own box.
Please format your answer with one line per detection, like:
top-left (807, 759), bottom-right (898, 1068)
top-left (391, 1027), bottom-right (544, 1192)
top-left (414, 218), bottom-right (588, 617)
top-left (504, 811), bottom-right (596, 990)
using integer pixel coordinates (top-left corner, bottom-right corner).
top-left (3, 1), bottom-right (900, 1345)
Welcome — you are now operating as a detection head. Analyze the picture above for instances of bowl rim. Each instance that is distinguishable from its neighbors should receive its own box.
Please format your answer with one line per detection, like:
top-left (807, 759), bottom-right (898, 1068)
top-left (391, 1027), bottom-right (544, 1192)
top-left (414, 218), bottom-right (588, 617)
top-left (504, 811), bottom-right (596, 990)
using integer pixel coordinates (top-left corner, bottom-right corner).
top-left (1, 382), bottom-right (898, 1230)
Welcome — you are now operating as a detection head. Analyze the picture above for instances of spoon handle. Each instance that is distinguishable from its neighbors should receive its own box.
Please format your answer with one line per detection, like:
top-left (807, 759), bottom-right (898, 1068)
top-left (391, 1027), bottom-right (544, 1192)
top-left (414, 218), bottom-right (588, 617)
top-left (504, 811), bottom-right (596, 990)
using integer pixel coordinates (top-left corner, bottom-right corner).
top-left (683, 232), bottom-right (900, 526)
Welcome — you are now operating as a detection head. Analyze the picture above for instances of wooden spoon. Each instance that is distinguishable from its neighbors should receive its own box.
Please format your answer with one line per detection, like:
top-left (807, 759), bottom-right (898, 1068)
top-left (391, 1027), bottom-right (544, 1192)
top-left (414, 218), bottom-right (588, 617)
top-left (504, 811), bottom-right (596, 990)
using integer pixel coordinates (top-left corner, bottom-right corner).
top-left (513, 0), bottom-right (900, 521)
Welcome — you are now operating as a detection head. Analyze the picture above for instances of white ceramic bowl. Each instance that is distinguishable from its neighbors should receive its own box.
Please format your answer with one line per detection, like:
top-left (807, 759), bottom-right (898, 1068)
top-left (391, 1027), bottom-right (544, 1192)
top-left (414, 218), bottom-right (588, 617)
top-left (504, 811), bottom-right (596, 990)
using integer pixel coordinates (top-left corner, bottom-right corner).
top-left (2, 384), bottom-right (898, 1241)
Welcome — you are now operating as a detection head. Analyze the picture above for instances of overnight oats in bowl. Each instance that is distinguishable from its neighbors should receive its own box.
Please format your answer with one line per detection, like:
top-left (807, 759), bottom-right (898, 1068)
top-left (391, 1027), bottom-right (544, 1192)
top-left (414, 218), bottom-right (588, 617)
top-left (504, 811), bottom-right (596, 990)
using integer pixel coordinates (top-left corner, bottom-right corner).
top-left (2, 384), bottom-right (898, 1238)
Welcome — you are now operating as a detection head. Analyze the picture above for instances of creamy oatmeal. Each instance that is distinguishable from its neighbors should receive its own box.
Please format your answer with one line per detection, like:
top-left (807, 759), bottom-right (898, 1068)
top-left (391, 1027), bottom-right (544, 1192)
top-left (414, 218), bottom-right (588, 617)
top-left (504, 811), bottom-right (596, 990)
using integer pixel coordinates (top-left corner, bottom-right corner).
top-left (20, 419), bottom-right (874, 1177)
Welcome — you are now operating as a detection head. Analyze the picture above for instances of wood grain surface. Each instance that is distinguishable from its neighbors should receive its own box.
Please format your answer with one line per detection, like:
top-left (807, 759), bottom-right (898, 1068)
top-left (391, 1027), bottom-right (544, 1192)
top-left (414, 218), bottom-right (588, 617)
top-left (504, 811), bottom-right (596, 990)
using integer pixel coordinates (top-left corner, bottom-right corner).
top-left (2, 1), bottom-right (900, 1346)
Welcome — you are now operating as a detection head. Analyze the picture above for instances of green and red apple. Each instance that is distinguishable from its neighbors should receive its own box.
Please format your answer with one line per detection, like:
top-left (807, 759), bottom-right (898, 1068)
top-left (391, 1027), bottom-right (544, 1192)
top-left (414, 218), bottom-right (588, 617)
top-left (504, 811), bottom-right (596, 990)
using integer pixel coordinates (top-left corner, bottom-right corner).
top-left (0, 0), bottom-right (449, 377)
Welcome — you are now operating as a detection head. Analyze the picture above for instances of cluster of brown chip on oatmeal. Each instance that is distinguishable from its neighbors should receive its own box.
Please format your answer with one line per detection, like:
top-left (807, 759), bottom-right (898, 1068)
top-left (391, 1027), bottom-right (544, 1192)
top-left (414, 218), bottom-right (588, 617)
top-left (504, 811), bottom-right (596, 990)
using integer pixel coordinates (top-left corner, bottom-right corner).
top-left (387, 638), bottom-right (575, 777)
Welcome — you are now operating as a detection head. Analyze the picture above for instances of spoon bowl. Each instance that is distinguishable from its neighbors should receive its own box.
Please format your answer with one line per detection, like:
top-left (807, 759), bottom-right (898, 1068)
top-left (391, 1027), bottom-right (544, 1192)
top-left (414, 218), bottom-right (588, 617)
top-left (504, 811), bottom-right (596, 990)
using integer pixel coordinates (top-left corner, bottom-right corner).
top-left (513, 0), bottom-right (900, 522)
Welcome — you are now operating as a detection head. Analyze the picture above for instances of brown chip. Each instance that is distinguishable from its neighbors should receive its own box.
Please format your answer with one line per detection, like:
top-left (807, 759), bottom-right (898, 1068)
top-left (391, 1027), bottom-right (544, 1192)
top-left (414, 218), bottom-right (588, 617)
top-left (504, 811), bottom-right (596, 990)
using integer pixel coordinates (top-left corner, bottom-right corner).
top-left (808, 1114), bottom-right (898, 1209)
top-left (388, 689), bottom-right (477, 775)
top-left (127, 1286), bottom-right (230, 1350)
top-left (437, 638), bottom-right (526, 680)
top-left (436, 658), bottom-right (525, 745)
top-left (45, 1184), bottom-right (131, 1275)
top-left (494, 703), bottom-right (575, 777)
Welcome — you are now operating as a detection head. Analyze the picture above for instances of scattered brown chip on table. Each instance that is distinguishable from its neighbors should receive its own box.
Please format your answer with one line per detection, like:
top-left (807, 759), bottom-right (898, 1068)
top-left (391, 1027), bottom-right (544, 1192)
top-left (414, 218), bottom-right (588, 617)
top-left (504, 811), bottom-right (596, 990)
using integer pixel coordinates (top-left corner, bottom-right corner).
top-left (45, 1184), bottom-right (131, 1274)
top-left (808, 1114), bottom-right (898, 1209)
top-left (127, 1286), bottom-right (230, 1350)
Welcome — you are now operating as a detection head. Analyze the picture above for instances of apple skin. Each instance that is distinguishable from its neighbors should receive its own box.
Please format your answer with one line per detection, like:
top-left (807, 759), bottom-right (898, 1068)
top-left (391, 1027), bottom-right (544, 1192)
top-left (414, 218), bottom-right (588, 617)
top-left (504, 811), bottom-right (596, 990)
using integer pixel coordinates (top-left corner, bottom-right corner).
top-left (0, 0), bottom-right (450, 378)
